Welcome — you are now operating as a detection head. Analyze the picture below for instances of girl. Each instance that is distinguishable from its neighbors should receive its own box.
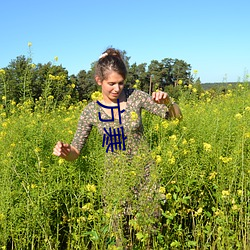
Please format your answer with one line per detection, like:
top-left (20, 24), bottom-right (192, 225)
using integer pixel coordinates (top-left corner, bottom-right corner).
top-left (53, 48), bottom-right (182, 247)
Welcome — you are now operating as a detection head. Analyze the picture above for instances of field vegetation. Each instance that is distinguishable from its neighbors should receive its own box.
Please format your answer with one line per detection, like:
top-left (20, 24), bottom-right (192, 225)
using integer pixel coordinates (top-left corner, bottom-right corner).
top-left (0, 46), bottom-right (249, 249)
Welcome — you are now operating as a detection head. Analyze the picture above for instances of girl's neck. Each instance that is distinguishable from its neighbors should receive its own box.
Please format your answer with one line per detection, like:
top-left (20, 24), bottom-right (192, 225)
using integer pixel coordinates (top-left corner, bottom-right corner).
top-left (102, 90), bottom-right (125, 106)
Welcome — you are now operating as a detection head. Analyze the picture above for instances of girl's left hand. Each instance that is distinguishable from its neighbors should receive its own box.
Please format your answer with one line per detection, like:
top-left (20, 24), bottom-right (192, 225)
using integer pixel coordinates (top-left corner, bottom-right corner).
top-left (152, 91), bottom-right (171, 104)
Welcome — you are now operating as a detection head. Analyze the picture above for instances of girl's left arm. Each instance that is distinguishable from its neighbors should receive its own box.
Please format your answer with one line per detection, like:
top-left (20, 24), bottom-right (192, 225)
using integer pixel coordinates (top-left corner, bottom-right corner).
top-left (138, 90), bottom-right (182, 120)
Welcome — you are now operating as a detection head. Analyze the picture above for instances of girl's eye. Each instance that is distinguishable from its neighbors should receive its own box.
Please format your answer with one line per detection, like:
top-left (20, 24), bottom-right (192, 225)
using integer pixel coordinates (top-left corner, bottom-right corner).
top-left (108, 82), bottom-right (124, 86)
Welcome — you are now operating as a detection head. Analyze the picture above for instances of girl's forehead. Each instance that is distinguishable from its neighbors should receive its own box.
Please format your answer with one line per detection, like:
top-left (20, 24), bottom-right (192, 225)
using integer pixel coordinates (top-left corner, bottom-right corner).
top-left (105, 71), bottom-right (124, 81)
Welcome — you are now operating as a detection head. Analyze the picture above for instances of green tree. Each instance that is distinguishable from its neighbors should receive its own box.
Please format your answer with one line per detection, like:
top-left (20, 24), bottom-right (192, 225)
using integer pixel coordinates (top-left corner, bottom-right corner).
top-left (127, 63), bottom-right (148, 91)
top-left (5, 55), bottom-right (33, 102)
top-left (171, 59), bottom-right (192, 86)
top-left (148, 58), bottom-right (193, 91)
top-left (77, 68), bottom-right (98, 101)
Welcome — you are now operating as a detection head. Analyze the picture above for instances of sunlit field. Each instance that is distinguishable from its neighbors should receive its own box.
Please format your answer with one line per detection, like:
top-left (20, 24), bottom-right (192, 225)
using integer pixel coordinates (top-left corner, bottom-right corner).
top-left (0, 82), bottom-right (249, 249)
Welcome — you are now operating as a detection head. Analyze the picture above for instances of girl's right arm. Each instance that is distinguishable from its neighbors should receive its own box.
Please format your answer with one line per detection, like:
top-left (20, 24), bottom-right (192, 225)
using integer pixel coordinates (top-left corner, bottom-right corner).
top-left (53, 141), bottom-right (80, 161)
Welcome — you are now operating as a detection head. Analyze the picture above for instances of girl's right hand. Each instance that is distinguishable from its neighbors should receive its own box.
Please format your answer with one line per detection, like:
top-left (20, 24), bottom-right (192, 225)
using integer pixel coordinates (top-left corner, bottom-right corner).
top-left (53, 141), bottom-right (71, 158)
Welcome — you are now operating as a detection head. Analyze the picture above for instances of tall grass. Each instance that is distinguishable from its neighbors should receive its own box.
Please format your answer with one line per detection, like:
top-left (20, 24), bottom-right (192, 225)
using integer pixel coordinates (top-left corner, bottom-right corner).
top-left (0, 83), bottom-right (249, 249)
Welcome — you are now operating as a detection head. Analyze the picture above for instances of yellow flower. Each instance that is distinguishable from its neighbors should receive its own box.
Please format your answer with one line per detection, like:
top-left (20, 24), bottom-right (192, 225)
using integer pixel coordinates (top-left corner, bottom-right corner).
top-left (219, 156), bottom-right (232, 164)
top-left (86, 184), bottom-right (97, 193)
top-left (135, 79), bottom-right (140, 83)
top-left (2, 122), bottom-right (8, 128)
top-left (77, 216), bottom-right (86, 223)
top-left (71, 83), bottom-right (75, 89)
top-left (54, 56), bottom-right (58, 62)
top-left (193, 69), bottom-right (198, 74)
top-left (203, 142), bottom-right (212, 152)
top-left (91, 91), bottom-right (103, 101)
top-left (28, 42), bottom-right (32, 47)
top-left (237, 189), bottom-right (243, 196)
top-left (232, 204), bottom-right (239, 211)
top-left (155, 155), bottom-right (162, 164)
top-left (48, 74), bottom-right (55, 80)
top-left (161, 120), bottom-right (168, 128)
top-left (214, 209), bottom-right (223, 216)
top-left (234, 113), bottom-right (242, 120)
top-left (182, 139), bottom-right (187, 145)
top-left (208, 171), bottom-right (217, 180)
top-left (48, 95), bottom-right (54, 100)
top-left (192, 88), bottom-right (197, 93)
top-left (81, 203), bottom-right (93, 212)
top-left (58, 158), bottom-right (65, 165)
top-left (87, 215), bottom-right (94, 221)
top-left (2, 96), bottom-right (6, 100)
top-left (7, 152), bottom-right (12, 157)
top-left (133, 84), bottom-right (138, 89)
top-left (0, 69), bottom-right (6, 75)
top-left (130, 171), bottom-right (136, 176)
top-left (10, 100), bottom-right (16, 106)
top-left (165, 193), bottom-right (172, 199)
top-left (158, 186), bottom-right (166, 194)
top-left (105, 212), bottom-right (111, 218)
top-left (171, 118), bottom-right (179, 126)
top-left (34, 147), bottom-right (41, 153)
top-left (195, 207), bottom-right (203, 216)
top-left (245, 106), bottom-right (250, 112)
top-left (222, 190), bottom-right (230, 197)
top-left (189, 138), bottom-right (195, 144)
top-left (168, 156), bottom-right (175, 165)
top-left (169, 134), bottom-right (177, 141)
top-left (188, 84), bottom-right (193, 89)
top-left (178, 79), bottom-right (183, 85)
top-left (130, 111), bottom-right (138, 121)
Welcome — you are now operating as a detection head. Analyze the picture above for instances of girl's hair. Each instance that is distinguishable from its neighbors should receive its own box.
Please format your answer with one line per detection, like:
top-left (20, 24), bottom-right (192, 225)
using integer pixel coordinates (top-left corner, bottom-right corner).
top-left (95, 48), bottom-right (127, 81)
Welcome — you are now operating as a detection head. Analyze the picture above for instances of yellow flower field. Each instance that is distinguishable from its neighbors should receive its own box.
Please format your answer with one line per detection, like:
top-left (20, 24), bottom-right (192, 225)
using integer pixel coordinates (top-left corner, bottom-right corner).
top-left (0, 82), bottom-right (249, 249)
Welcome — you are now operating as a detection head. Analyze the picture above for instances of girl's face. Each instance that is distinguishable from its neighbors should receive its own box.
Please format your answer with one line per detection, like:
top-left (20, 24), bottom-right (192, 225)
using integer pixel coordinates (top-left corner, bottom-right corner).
top-left (96, 71), bottom-right (125, 103)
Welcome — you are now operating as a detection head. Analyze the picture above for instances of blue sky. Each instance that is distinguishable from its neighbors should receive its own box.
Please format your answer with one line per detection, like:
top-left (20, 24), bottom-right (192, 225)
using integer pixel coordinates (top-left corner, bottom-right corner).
top-left (1, 0), bottom-right (249, 83)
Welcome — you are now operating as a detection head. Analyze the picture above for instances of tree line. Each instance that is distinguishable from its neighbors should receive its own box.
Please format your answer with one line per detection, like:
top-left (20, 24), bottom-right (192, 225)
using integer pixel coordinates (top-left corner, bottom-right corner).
top-left (0, 51), bottom-right (200, 106)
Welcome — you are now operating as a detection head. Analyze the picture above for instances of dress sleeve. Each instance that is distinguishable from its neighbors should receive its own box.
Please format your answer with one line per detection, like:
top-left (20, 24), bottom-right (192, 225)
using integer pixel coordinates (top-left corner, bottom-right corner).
top-left (71, 103), bottom-right (94, 152)
top-left (136, 90), bottom-right (170, 119)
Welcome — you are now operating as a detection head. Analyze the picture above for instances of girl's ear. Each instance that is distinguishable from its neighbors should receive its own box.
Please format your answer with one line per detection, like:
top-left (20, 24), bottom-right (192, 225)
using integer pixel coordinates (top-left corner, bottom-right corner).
top-left (95, 76), bottom-right (102, 86)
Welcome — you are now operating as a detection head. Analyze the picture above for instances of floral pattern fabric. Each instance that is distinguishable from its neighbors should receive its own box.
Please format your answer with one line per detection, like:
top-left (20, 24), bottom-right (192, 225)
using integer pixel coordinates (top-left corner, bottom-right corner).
top-left (71, 88), bottom-right (169, 154)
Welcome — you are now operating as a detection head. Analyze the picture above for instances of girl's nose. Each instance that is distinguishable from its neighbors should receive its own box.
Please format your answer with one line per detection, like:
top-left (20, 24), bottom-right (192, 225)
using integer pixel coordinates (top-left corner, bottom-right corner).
top-left (114, 84), bottom-right (120, 92)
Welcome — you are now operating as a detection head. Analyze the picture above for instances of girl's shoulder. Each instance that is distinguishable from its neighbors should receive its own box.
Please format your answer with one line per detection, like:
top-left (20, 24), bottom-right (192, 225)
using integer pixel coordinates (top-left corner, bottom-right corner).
top-left (80, 101), bottom-right (99, 115)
